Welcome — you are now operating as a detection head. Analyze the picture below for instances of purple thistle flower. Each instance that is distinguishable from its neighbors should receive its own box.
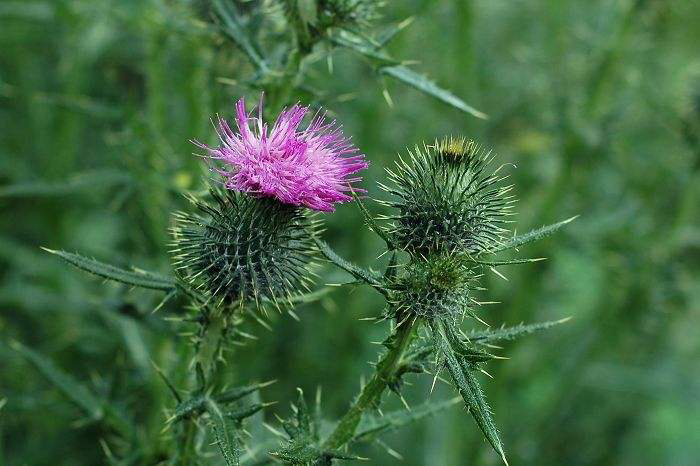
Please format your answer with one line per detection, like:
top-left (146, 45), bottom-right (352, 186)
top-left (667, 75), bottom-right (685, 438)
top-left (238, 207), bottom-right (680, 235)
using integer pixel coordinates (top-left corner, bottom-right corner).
top-left (196, 95), bottom-right (368, 212)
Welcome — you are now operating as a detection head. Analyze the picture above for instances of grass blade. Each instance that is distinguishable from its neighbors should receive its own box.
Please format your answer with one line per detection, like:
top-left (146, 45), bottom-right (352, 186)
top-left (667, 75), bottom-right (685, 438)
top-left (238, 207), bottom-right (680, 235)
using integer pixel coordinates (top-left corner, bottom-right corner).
top-left (10, 340), bottom-right (103, 420)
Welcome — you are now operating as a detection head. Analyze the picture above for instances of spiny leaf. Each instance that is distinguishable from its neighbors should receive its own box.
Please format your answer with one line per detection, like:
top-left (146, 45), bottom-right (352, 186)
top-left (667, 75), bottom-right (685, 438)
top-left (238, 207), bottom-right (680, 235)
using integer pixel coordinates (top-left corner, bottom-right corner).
top-left (353, 192), bottom-right (394, 249)
top-left (376, 17), bottom-right (414, 47)
top-left (332, 31), bottom-right (485, 119)
top-left (474, 257), bottom-right (547, 266)
top-left (171, 395), bottom-right (208, 424)
top-left (313, 237), bottom-right (384, 291)
top-left (216, 380), bottom-right (275, 404)
top-left (330, 33), bottom-right (398, 66)
top-left (469, 317), bottom-right (571, 343)
top-left (489, 216), bottom-right (578, 253)
top-left (228, 402), bottom-right (266, 422)
top-left (42, 248), bottom-right (175, 292)
top-left (353, 397), bottom-right (461, 443)
top-left (380, 66), bottom-right (488, 119)
top-left (207, 399), bottom-right (242, 466)
top-left (430, 320), bottom-right (507, 464)
top-left (10, 340), bottom-right (104, 420)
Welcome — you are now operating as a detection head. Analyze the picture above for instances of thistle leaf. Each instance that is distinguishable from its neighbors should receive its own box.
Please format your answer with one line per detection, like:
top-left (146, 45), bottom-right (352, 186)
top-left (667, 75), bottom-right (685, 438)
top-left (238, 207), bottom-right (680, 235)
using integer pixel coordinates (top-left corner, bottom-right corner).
top-left (380, 66), bottom-right (488, 119)
top-left (171, 395), bottom-right (208, 424)
top-left (474, 257), bottom-right (547, 266)
top-left (207, 399), bottom-right (242, 466)
top-left (430, 320), bottom-right (507, 464)
top-left (330, 33), bottom-right (398, 65)
top-left (353, 397), bottom-right (461, 443)
top-left (489, 216), bottom-right (578, 253)
top-left (313, 237), bottom-right (384, 290)
top-left (353, 193), bottom-right (395, 249)
top-left (469, 317), bottom-right (571, 343)
top-left (10, 340), bottom-right (104, 420)
top-left (216, 381), bottom-right (274, 404)
top-left (376, 17), bottom-right (414, 47)
top-left (42, 248), bottom-right (175, 292)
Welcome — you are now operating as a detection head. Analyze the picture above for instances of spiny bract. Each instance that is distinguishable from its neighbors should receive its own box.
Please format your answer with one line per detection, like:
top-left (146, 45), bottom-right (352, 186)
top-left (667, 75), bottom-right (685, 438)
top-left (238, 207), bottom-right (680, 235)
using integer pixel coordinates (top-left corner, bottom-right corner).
top-left (387, 253), bottom-right (477, 321)
top-left (170, 188), bottom-right (320, 309)
top-left (379, 137), bottom-right (515, 255)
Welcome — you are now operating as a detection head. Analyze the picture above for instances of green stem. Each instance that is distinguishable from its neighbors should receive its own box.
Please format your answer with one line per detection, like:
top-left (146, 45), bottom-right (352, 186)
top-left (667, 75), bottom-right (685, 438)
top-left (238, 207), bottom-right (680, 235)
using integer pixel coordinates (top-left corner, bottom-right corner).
top-left (177, 312), bottom-right (227, 463)
top-left (322, 318), bottom-right (417, 450)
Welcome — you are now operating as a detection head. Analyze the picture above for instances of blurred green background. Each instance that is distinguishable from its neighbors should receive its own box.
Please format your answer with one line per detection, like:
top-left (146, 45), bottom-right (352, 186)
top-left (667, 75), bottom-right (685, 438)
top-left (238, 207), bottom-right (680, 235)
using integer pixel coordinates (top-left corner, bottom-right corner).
top-left (2, 0), bottom-right (700, 464)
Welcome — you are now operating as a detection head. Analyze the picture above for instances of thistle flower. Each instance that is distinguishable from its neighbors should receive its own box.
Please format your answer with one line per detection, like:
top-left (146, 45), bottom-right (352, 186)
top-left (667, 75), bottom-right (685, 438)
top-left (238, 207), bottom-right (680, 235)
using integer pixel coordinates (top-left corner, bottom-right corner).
top-left (195, 95), bottom-right (368, 212)
top-left (379, 137), bottom-right (515, 255)
top-left (170, 188), bottom-right (320, 309)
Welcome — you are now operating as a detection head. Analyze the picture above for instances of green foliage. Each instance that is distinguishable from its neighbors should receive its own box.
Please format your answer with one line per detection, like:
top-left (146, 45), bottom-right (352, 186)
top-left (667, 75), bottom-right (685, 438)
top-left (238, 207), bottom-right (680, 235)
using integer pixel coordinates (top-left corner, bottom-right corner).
top-left (352, 396), bottom-right (461, 443)
top-left (3, 1), bottom-right (700, 465)
top-left (0, 169), bottom-right (131, 198)
top-left (9, 340), bottom-right (105, 421)
top-left (468, 318), bottom-right (572, 344)
top-left (42, 248), bottom-right (175, 292)
top-left (272, 389), bottom-right (363, 465)
top-left (430, 319), bottom-right (506, 464)
top-left (206, 399), bottom-right (243, 466)
top-left (489, 216), bottom-right (579, 253)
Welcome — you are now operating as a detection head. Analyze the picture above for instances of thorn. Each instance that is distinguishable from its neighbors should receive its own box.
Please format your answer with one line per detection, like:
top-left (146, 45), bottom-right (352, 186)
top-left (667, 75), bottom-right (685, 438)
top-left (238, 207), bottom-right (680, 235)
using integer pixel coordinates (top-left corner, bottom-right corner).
top-left (429, 371), bottom-right (440, 396)
top-left (264, 421), bottom-right (285, 437)
top-left (399, 394), bottom-right (411, 411)
top-left (490, 266), bottom-right (509, 281)
top-left (501, 450), bottom-right (510, 466)
top-left (382, 88), bottom-right (394, 108)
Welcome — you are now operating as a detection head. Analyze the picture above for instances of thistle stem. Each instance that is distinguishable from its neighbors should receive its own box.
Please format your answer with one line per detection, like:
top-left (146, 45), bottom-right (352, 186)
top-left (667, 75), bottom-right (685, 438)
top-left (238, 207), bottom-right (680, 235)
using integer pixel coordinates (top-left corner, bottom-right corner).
top-left (177, 312), bottom-right (227, 462)
top-left (322, 318), bottom-right (417, 450)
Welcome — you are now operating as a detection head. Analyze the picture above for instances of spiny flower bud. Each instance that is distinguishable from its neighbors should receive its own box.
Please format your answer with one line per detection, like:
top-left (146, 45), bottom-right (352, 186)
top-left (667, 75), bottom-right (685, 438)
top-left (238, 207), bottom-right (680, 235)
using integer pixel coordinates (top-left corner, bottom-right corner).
top-left (170, 189), bottom-right (320, 309)
top-left (387, 253), bottom-right (476, 321)
top-left (379, 137), bottom-right (515, 255)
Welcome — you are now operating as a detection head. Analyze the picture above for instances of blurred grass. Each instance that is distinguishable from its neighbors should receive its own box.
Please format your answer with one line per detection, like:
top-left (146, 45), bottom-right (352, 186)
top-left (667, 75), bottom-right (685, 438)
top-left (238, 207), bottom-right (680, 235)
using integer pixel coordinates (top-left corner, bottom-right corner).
top-left (1, 0), bottom-right (700, 464)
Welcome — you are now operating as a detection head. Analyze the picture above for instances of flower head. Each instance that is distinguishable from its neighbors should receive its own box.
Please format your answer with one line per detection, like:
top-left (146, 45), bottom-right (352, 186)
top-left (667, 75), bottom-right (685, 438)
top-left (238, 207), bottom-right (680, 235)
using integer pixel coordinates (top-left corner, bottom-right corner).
top-left (379, 138), bottom-right (514, 255)
top-left (196, 95), bottom-right (368, 212)
top-left (171, 188), bottom-right (320, 309)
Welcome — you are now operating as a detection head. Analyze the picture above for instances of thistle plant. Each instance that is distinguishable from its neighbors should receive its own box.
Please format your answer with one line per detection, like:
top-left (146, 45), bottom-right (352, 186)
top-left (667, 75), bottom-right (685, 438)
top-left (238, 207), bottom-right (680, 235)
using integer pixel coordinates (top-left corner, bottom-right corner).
top-left (11, 3), bottom-right (576, 465)
top-left (36, 92), bottom-right (574, 464)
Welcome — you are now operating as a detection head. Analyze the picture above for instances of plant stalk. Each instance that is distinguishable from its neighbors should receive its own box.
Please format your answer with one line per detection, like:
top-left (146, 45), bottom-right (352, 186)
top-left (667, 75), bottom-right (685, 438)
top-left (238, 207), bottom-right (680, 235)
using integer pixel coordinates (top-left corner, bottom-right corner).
top-left (322, 317), bottom-right (417, 450)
